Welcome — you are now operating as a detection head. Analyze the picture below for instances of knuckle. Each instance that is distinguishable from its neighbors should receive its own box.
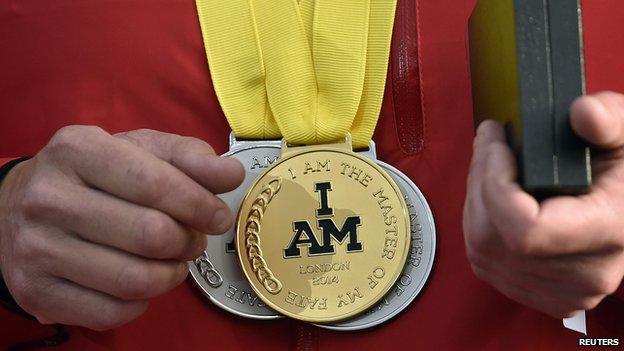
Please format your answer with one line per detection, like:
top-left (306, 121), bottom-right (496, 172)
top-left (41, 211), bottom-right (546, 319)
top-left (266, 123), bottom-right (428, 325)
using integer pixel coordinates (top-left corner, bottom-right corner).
top-left (19, 178), bottom-right (56, 220)
top-left (48, 125), bottom-right (104, 152)
top-left (173, 136), bottom-right (215, 155)
top-left (592, 271), bottom-right (621, 295)
top-left (115, 263), bottom-right (154, 300)
top-left (12, 231), bottom-right (49, 260)
top-left (181, 136), bottom-right (215, 155)
top-left (135, 211), bottom-right (177, 258)
top-left (48, 126), bottom-right (81, 148)
top-left (5, 270), bottom-right (36, 312)
top-left (133, 167), bottom-right (173, 203)
top-left (503, 225), bottom-right (539, 256)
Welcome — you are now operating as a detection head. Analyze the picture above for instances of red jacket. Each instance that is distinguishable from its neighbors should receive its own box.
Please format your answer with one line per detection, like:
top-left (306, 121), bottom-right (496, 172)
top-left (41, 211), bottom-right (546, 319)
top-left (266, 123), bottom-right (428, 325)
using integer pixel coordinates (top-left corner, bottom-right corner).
top-left (1, 0), bottom-right (623, 350)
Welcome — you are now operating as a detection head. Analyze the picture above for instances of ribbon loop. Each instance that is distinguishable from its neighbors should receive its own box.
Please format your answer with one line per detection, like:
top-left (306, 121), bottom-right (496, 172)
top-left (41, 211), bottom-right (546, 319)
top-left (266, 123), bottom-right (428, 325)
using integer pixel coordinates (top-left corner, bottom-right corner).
top-left (196, 0), bottom-right (397, 149)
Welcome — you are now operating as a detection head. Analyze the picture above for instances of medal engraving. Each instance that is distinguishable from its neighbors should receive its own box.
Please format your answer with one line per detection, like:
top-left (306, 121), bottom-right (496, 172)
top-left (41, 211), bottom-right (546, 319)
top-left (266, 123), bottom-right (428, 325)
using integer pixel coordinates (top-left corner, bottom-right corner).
top-left (194, 253), bottom-right (224, 288)
top-left (190, 138), bottom-right (435, 327)
top-left (237, 141), bottom-right (411, 323)
top-left (284, 181), bottom-right (363, 258)
top-left (242, 178), bottom-right (283, 294)
top-left (189, 140), bottom-right (281, 320)
top-left (225, 284), bottom-right (267, 307)
top-left (322, 160), bottom-right (436, 330)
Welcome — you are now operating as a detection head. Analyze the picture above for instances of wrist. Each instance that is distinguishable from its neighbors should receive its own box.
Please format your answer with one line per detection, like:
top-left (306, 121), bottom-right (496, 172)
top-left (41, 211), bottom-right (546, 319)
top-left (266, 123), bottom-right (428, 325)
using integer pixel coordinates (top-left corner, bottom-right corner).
top-left (0, 157), bottom-right (31, 266)
top-left (0, 157), bottom-right (31, 193)
top-left (0, 157), bottom-right (32, 318)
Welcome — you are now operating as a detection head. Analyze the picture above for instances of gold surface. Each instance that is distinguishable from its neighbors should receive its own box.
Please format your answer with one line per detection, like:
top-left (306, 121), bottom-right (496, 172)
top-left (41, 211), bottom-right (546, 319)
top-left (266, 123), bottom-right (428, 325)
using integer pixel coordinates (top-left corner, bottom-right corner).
top-left (236, 141), bottom-right (410, 323)
top-left (469, 0), bottom-right (521, 138)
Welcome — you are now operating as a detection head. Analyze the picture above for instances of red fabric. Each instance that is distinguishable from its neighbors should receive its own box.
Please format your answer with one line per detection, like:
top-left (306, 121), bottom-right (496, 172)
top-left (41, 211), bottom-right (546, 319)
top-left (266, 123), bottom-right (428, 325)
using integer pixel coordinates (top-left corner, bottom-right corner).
top-left (0, 158), bottom-right (18, 168)
top-left (0, 0), bottom-right (623, 350)
top-left (0, 158), bottom-right (17, 165)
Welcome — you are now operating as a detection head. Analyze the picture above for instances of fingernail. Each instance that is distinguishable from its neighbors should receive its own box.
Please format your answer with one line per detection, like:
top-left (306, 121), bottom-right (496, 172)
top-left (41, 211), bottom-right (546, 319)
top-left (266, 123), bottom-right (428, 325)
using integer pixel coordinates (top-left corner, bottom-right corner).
top-left (476, 120), bottom-right (491, 136)
top-left (211, 208), bottom-right (232, 233)
top-left (475, 125), bottom-right (489, 149)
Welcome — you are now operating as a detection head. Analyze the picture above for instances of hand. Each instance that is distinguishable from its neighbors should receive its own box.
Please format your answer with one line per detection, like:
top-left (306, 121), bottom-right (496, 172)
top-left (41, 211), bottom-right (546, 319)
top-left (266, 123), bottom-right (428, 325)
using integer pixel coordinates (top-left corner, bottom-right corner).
top-left (464, 91), bottom-right (624, 318)
top-left (0, 126), bottom-right (243, 330)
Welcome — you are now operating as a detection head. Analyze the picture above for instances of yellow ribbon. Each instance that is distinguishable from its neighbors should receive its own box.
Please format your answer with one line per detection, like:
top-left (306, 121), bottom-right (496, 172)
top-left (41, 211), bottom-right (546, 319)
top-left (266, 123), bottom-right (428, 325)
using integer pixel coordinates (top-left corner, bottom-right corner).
top-left (196, 0), bottom-right (396, 149)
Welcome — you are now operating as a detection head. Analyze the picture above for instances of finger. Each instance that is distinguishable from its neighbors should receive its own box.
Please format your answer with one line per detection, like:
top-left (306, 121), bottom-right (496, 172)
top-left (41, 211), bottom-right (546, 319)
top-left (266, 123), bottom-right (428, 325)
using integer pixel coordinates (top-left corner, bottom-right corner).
top-left (463, 121), bottom-right (508, 256)
top-left (50, 126), bottom-right (233, 234)
top-left (467, 121), bottom-right (507, 193)
top-left (481, 142), bottom-right (541, 253)
top-left (571, 92), bottom-right (624, 149)
top-left (523, 251), bottom-right (624, 297)
top-left (38, 180), bottom-right (206, 260)
top-left (40, 230), bottom-right (189, 301)
top-left (116, 129), bottom-right (244, 194)
top-left (464, 121), bottom-right (506, 230)
top-left (28, 276), bottom-right (148, 330)
top-left (471, 250), bottom-right (607, 310)
top-left (471, 264), bottom-right (580, 319)
top-left (527, 194), bottom-right (624, 254)
top-left (482, 142), bottom-right (623, 255)
top-left (482, 139), bottom-right (624, 255)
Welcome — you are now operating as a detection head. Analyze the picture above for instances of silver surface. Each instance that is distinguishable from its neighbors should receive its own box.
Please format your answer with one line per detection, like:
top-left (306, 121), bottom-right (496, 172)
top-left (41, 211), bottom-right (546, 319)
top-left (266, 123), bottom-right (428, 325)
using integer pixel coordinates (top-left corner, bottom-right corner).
top-left (320, 160), bottom-right (436, 331)
top-left (189, 137), bottom-right (282, 319)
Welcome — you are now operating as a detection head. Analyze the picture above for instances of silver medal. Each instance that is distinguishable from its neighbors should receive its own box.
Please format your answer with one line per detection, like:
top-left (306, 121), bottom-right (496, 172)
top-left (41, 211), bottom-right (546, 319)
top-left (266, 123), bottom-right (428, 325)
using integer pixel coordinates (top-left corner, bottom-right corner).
top-left (319, 144), bottom-right (436, 331)
top-left (189, 135), bottom-right (281, 319)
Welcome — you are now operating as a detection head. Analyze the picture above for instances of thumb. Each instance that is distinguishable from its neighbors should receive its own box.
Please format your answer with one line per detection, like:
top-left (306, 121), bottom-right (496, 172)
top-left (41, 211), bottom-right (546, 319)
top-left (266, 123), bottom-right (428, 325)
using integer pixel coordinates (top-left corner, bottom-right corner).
top-left (115, 129), bottom-right (244, 194)
top-left (571, 91), bottom-right (624, 149)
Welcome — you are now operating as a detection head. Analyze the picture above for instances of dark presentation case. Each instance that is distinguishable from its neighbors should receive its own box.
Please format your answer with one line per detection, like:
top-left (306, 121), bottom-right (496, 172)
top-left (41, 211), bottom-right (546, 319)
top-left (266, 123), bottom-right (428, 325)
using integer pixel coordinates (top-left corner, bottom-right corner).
top-left (469, 0), bottom-right (591, 196)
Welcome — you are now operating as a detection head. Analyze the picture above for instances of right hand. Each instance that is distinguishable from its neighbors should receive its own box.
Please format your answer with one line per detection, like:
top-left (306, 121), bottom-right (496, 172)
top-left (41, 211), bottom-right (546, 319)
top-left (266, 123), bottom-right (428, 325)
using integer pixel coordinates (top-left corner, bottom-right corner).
top-left (0, 126), bottom-right (244, 330)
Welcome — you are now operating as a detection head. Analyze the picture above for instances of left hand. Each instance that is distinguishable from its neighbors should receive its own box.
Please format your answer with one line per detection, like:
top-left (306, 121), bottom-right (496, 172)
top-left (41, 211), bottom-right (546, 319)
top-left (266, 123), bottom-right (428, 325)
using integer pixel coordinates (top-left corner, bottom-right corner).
top-left (463, 91), bottom-right (624, 318)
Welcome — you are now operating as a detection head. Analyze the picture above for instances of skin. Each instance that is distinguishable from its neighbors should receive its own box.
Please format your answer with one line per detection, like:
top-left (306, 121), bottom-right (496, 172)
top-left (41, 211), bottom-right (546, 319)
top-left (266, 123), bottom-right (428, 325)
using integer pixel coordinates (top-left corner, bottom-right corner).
top-left (464, 91), bottom-right (624, 318)
top-left (0, 92), bottom-right (623, 329)
top-left (0, 127), bottom-right (244, 330)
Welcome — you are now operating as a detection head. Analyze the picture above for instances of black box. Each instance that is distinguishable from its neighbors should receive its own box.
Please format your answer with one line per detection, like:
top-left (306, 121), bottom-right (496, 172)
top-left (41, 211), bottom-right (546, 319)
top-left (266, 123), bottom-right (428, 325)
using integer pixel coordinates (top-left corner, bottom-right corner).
top-left (469, 0), bottom-right (591, 195)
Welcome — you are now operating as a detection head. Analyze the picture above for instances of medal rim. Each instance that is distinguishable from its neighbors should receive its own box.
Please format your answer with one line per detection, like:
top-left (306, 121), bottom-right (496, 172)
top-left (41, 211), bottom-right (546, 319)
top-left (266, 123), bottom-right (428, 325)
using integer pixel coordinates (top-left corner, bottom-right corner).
top-left (189, 143), bottom-right (283, 320)
top-left (235, 144), bottom-right (411, 323)
top-left (318, 159), bottom-right (436, 330)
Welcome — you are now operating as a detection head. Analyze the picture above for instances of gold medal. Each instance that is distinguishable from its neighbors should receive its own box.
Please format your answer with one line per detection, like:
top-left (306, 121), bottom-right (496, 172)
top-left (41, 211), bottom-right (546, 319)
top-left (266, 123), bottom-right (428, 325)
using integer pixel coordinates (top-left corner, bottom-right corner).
top-left (197, 0), bottom-right (405, 324)
top-left (236, 136), bottom-right (410, 323)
